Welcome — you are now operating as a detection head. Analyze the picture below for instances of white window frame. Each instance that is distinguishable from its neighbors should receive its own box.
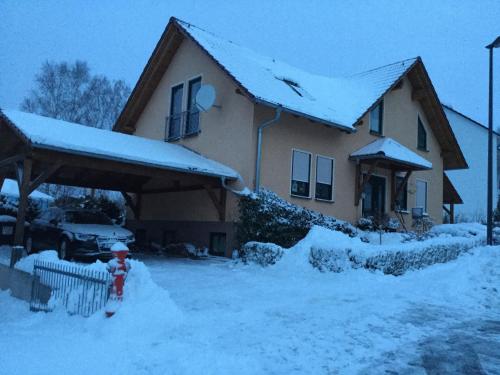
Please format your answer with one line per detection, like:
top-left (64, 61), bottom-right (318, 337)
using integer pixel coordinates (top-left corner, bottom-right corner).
top-left (290, 148), bottom-right (312, 199)
top-left (415, 178), bottom-right (429, 214)
top-left (315, 154), bottom-right (335, 202)
top-left (369, 99), bottom-right (384, 135)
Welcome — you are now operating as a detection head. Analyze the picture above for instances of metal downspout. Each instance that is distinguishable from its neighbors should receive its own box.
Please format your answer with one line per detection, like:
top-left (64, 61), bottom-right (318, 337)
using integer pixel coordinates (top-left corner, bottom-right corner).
top-left (255, 106), bottom-right (282, 192)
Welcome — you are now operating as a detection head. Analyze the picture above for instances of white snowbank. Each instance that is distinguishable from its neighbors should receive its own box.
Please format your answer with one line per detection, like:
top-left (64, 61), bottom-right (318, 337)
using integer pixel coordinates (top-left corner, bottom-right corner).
top-left (87, 260), bottom-right (183, 333)
top-left (14, 250), bottom-right (60, 273)
top-left (273, 223), bottom-right (486, 274)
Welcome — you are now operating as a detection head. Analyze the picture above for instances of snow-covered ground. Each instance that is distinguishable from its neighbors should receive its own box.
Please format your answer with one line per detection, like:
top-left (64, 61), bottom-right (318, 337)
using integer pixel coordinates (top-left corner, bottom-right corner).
top-left (0, 240), bottom-right (499, 374)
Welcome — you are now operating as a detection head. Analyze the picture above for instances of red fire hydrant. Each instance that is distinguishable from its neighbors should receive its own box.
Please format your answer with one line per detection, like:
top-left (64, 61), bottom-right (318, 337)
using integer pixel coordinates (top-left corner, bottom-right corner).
top-left (105, 242), bottom-right (131, 317)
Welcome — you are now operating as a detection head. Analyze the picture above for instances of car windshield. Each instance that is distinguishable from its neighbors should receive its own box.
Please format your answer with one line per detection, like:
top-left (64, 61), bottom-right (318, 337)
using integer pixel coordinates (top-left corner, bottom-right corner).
top-left (64, 211), bottom-right (113, 225)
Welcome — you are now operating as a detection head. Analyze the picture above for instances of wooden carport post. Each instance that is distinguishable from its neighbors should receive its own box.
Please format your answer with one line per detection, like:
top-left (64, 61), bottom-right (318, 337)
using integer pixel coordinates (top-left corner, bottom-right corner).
top-left (10, 158), bottom-right (32, 267)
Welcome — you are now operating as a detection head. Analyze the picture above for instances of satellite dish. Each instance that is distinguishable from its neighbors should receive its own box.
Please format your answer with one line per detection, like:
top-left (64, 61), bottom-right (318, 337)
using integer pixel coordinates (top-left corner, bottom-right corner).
top-left (195, 84), bottom-right (217, 112)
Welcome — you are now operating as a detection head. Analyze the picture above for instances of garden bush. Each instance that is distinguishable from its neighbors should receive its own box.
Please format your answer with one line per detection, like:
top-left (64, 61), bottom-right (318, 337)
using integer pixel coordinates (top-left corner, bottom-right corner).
top-left (240, 241), bottom-right (284, 266)
top-left (236, 189), bottom-right (355, 248)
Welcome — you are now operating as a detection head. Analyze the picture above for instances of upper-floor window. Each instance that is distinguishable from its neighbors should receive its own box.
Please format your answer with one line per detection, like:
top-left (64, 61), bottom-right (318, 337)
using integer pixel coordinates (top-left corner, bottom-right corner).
top-left (416, 179), bottom-right (428, 213)
top-left (168, 83), bottom-right (184, 140)
top-left (186, 77), bottom-right (202, 135)
top-left (370, 100), bottom-right (384, 135)
top-left (315, 155), bottom-right (334, 201)
top-left (417, 116), bottom-right (427, 151)
top-left (291, 150), bottom-right (311, 198)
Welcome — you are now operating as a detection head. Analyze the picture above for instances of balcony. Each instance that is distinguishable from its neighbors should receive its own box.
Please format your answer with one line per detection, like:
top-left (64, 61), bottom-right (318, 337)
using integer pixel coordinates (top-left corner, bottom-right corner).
top-left (165, 110), bottom-right (200, 141)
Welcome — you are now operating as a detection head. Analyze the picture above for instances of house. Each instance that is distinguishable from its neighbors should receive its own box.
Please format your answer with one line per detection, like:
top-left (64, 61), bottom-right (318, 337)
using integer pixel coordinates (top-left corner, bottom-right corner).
top-left (111, 17), bottom-right (466, 255)
top-left (443, 105), bottom-right (497, 222)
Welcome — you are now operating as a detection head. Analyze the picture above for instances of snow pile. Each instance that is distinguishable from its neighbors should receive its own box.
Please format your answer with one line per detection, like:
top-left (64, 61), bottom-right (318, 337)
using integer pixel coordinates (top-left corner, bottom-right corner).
top-left (248, 223), bottom-right (486, 275)
top-left (88, 259), bottom-right (183, 333)
top-left (14, 250), bottom-right (60, 273)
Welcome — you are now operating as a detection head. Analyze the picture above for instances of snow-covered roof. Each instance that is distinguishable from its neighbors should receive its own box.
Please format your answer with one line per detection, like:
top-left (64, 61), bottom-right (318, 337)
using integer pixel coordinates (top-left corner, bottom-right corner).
top-left (350, 137), bottom-right (432, 170)
top-left (0, 110), bottom-right (239, 180)
top-left (176, 19), bottom-right (418, 131)
top-left (1, 179), bottom-right (54, 201)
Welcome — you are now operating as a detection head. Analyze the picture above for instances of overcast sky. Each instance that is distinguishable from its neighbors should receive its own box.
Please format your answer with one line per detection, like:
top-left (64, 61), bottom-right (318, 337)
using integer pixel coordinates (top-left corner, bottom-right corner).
top-left (0, 0), bottom-right (498, 125)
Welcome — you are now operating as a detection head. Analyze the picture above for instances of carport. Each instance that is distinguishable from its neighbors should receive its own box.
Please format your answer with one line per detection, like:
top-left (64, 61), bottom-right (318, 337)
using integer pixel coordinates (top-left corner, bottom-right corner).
top-left (0, 110), bottom-right (239, 266)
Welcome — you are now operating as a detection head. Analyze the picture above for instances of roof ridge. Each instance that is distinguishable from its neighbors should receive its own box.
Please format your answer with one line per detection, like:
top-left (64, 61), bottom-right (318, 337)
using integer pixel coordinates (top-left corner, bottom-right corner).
top-left (350, 57), bottom-right (420, 78)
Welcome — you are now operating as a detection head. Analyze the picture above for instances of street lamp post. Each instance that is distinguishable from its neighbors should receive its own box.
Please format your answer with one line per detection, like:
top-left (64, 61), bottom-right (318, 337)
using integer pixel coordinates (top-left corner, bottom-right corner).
top-left (486, 36), bottom-right (500, 246)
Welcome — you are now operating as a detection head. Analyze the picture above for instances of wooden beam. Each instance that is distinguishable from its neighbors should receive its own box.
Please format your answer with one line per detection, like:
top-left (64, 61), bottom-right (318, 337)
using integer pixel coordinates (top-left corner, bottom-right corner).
top-left (204, 185), bottom-right (226, 221)
top-left (11, 158), bottom-right (32, 266)
top-left (121, 192), bottom-right (141, 219)
top-left (28, 162), bottom-right (63, 195)
top-left (355, 161), bottom-right (378, 206)
top-left (391, 171), bottom-right (412, 210)
top-left (412, 87), bottom-right (426, 101)
top-left (0, 154), bottom-right (24, 170)
top-left (141, 183), bottom-right (215, 195)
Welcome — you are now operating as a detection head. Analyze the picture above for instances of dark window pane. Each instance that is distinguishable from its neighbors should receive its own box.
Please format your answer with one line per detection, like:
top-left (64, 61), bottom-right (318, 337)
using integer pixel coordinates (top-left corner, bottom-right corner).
top-left (209, 232), bottom-right (226, 256)
top-left (291, 180), bottom-right (310, 197)
top-left (315, 183), bottom-right (332, 200)
top-left (168, 84), bottom-right (183, 139)
top-left (186, 77), bottom-right (201, 135)
top-left (418, 117), bottom-right (427, 150)
top-left (395, 176), bottom-right (408, 211)
top-left (370, 100), bottom-right (383, 134)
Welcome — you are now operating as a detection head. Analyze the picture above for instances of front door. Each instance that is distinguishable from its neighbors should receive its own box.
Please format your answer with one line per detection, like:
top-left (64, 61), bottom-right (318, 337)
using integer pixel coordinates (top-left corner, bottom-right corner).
top-left (362, 175), bottom-right (386, 217)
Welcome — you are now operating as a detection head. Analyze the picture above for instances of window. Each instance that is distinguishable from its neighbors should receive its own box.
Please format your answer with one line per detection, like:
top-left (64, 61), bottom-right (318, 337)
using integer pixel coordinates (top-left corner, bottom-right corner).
top-left (209, 232), bottom-right (226, 256)
top-left (416, 180), bottom-right (428, 213)
top-left (291, 150), bottom-right (311, 198)
top-left (168, 84), bottom-right (184, 140)
top-left (417, 116), bottom-right (427, 150)
top-left (315, 156), bottom-right (334, 201)
top-left (370, 100), bottom-right (384, 135)
top-left (186, 77), bottom-right (202, 135)
top-left (394, 174), bottom-right (408, 211)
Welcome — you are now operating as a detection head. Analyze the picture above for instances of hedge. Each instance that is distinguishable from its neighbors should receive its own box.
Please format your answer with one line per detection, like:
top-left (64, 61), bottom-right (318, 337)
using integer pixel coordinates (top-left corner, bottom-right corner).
top-left (236, 189), bottom-right (355, 248)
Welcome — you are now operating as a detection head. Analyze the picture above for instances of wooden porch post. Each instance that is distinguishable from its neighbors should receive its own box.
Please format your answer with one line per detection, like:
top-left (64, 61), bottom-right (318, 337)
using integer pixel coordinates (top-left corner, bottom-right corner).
top-left (450, 203), bottom-right (455, 224)
top-left (10, 158), bottom-right (32, 267)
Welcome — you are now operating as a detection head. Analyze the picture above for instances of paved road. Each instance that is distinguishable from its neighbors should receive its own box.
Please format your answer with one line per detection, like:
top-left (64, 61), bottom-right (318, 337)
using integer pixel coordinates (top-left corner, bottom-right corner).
top-left (361, 305), bottom-right (500, 374)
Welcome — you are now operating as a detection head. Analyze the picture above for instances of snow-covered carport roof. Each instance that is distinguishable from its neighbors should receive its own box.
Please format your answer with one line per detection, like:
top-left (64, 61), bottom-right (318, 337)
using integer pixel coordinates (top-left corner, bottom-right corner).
top-left (0, 110), bottom-right (239, 187)
top-left (0, 109), bottom-right (238, 251)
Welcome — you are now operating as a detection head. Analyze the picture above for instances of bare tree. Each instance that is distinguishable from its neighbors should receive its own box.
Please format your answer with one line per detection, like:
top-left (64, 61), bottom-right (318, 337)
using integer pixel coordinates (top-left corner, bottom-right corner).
top-left (21, 60), bottom-right (130, 130)
top-left (20, 61), bottom-right (131, 200)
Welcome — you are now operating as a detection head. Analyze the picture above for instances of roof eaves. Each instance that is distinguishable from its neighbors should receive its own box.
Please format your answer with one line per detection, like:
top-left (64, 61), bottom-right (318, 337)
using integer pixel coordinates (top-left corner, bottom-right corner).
top-left (442, 104), bottom-right (499, 137)
top-left (29, 141), bottom-right (238, 180)
top-left (0, 109), bottom-right (33, 148)
top-left (415, 62), bottom-right (468, 170)
top-left (254, 98), bottom-right (355, 133)
top-left (350, 57), bottom-right (421, 128)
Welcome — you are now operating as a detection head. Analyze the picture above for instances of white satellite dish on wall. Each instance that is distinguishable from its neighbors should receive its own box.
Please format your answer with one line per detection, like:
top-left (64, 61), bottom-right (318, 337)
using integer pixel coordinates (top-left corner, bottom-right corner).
top-left (195, 84), bottom-right (217, 112)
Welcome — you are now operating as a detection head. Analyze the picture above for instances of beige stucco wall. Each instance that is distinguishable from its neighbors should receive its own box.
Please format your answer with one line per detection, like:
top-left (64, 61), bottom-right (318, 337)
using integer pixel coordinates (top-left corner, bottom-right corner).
top-left (259, 76), bottom-right (444, 225)
top-left (132, 36), bottom-right (444, 227)
top-left (133, 37), bottom-right (256, 222)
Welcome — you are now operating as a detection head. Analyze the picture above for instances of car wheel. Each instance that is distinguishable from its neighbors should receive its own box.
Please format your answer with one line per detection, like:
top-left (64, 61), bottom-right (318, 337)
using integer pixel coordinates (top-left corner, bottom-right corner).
top-left (59, 238), bottom-right (69, 260)
top-left (25, 237), bottom-right (33, 254)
